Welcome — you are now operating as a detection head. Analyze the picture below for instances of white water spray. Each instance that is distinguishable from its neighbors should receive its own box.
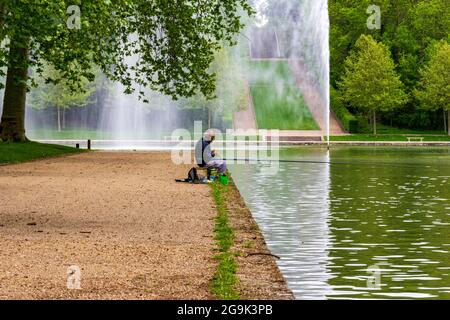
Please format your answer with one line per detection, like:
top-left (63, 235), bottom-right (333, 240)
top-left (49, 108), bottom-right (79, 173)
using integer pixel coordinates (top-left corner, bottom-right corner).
top-left (248, 0), bottom-right (331, 141)
top-left (98, 52), bottom-right (179, 144)
top-left (297, 0), bottom-right (331, 143)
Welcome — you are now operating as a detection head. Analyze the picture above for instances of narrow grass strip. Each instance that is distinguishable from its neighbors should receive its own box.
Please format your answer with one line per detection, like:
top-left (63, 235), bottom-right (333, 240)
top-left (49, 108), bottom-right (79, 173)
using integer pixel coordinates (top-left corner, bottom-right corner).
top-left (0, 141), bottom-right (85, 165)
top-left (209, 181), bottom-right (240, 300)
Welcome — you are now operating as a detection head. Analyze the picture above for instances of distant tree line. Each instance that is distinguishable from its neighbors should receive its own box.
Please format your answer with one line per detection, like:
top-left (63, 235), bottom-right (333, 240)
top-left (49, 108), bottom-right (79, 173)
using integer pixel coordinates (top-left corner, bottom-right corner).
top-left (330, 0), bottom-right (449, 135)
top-left (22, 45), bottom-right (246, 133)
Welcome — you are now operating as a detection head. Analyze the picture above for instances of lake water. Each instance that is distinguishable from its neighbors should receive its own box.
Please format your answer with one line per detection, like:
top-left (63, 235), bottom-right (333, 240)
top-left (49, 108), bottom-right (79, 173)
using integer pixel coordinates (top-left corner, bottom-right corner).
top-left (229, 147), bottom-right (450, 300)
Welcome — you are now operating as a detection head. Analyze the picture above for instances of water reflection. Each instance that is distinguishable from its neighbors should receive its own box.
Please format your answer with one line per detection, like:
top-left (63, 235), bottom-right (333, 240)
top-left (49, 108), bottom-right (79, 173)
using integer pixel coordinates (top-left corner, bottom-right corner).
top-left (230, 148), bottom-right (333, 299)
top-left (229, 147), bottom-right (450, 300)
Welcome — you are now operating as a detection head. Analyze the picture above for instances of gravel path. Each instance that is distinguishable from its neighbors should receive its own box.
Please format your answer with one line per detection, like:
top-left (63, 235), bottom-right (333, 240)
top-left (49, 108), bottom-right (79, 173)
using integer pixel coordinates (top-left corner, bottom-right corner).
top-left (0, 152), bottom-right (216, 299)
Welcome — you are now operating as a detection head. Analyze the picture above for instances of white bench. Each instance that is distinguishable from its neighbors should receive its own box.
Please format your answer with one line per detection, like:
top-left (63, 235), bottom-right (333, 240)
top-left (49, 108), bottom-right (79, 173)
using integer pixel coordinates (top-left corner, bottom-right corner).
top-left (407, 137), bottom-right (424, 143)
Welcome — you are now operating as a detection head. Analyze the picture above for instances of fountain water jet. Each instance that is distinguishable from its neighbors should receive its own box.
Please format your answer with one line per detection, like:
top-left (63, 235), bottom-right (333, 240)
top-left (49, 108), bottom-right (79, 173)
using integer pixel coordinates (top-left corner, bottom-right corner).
top-left (247, 0), bottom-right (331, 140)
top-left (98, 51), bottom-right (180, 147)
top-left (297, 0), bottom-right (331, 142)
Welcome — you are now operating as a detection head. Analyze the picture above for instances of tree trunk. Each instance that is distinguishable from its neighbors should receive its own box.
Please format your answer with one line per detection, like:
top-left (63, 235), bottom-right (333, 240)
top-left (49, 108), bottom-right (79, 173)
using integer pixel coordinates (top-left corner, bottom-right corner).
top-left (62, 108), bottom-right (66, 130)
top-left (444, 109), bottom-right (447, 135)
top-left (57, 107), bottom-right (62, 132)
top-left (373, 110), bottom-right (377, 135)
top-left (0, 38), bottom-right (30, 142)
top-left (448, 110), bottom-right (450, 136)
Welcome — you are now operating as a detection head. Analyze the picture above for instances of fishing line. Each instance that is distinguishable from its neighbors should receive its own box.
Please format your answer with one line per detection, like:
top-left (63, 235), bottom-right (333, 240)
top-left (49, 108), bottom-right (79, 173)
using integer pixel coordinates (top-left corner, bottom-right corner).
top-left (220, 158), bottom-right (432, 169)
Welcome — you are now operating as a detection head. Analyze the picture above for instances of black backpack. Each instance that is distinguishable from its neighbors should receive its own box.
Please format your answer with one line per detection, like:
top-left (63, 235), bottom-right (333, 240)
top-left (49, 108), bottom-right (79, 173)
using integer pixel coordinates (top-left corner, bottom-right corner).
top-left (188, 167), bottom-right (199, 183)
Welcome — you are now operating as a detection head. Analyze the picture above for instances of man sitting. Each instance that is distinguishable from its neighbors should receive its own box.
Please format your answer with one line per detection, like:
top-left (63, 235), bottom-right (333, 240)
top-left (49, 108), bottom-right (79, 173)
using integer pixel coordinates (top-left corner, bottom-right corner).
top-left (195, 130), bottom-right (227, 178)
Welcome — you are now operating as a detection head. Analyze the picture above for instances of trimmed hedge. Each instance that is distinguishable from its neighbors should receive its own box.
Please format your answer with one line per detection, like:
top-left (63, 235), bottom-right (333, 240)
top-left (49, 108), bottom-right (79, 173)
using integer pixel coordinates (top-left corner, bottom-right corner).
top-left (330, 87), bottom-right (359, 133)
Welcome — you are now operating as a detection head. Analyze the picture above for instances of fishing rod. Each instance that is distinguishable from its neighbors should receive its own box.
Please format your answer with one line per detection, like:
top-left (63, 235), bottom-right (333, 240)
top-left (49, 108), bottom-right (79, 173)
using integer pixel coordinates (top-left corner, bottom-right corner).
top-left (220, 158), bottom-right (432, 168)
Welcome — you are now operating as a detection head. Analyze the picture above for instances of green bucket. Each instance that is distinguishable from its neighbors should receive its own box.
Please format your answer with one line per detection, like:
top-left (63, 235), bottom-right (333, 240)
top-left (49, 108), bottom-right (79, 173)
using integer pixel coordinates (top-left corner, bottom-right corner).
top-left (219, 174), bottom-right (229, 186)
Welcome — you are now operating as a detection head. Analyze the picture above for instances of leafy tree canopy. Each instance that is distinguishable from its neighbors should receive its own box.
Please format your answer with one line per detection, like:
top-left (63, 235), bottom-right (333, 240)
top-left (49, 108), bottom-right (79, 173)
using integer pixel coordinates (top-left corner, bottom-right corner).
top-left (29, 64), bottom-right (95, 111)
top-left (0, 0), bottom-right (252, 99)
top-left (339, 35), bottom-right (408, 133)
top-left (330, 0), bottom-right (449, 89)
top-left (414, 40), bottom-right (450, 135)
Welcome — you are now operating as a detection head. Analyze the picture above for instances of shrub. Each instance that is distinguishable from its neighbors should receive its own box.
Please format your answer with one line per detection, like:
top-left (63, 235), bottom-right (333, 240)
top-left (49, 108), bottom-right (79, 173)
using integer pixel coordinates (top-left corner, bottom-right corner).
top-left (330, 87), bottom-right (358, 133)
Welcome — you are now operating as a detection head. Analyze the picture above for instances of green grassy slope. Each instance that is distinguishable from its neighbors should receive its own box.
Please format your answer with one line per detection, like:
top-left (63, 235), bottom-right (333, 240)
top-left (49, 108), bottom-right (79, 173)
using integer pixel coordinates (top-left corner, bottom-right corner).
top-left (248, 61), bottom-right (318, 130)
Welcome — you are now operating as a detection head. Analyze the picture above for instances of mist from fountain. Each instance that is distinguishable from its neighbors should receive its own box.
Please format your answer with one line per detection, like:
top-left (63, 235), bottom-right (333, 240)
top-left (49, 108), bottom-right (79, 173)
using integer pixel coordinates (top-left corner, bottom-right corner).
top-left (247, 0), bottom-right (330, 140)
